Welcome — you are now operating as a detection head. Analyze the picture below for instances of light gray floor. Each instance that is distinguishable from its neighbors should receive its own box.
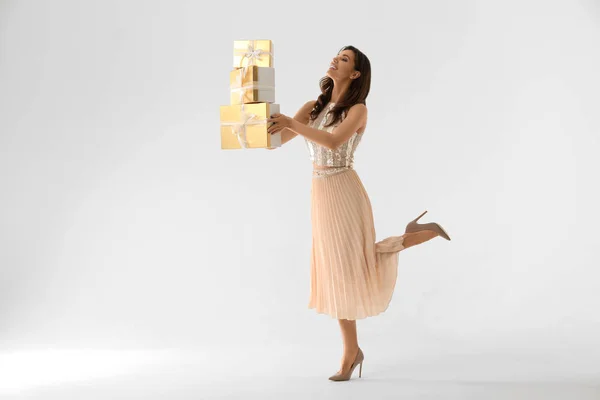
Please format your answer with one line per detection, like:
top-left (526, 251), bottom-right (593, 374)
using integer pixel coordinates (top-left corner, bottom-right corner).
top-left (4, 345), bottom-right (599, 399)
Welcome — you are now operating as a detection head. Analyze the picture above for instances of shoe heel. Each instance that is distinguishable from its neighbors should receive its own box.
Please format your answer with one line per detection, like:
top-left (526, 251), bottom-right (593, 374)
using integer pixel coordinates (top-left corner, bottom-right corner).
top-left (406, 210), bottom-right (427, 232)
top-left (413, 210), bottom-right (427, 223)
top-left (359, 361), bottom-right (363, 378)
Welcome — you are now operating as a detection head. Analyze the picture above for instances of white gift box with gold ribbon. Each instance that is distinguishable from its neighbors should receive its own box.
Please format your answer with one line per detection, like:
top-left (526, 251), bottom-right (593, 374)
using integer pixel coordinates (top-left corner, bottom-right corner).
top-left (220, 103), bottom-right (281, 149)
top-left (230, 66), bottom-right (275, 105)
top-left (233, 39), bottom-right (274, 68)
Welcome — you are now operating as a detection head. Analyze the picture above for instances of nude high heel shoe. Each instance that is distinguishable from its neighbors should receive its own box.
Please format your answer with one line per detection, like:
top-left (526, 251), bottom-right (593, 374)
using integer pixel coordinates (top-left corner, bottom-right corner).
top-left (405, 210), bottom-right (451, 241)
top-left (328, 347), bottom-right (364, 381)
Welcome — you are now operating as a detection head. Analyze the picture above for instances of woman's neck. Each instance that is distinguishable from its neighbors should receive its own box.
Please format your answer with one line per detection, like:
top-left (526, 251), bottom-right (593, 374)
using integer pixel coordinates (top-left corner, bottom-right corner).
top-left (330, 80), bottom-right (350, 103)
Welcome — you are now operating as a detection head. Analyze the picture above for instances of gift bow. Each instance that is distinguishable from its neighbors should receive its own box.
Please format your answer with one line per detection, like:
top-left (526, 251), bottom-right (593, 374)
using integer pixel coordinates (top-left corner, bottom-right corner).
top-left (221, 111), bottom-right (268, 149)
top-left (235, 41), bottom-right (273, 68)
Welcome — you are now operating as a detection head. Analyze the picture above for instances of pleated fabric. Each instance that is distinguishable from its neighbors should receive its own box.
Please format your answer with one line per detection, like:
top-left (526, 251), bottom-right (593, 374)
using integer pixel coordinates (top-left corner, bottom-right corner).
top-left (308, 168), bottom-right (406, 320)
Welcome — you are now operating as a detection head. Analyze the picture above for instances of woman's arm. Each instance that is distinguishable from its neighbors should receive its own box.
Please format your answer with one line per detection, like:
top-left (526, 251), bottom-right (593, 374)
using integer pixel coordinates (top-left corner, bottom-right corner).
top-left (266, 100), bottom-right (315, 150)
top-left (273, 104), bottom-right (367, 150)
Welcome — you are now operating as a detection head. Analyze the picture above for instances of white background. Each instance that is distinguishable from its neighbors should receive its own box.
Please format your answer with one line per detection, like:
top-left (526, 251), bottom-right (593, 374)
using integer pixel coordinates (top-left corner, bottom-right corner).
top-left (1, 0), bottom-right (600, 398)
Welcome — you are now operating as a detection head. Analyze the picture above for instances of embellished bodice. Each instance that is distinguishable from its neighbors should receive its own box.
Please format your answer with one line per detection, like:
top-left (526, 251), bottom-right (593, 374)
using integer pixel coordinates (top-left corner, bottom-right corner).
top-left (304, 102), bottom-right (364, 168)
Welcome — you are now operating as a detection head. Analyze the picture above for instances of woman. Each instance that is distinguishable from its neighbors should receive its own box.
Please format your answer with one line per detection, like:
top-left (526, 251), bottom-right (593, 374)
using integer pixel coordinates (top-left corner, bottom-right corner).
top-left (267, 45), bottom-right (451, 382)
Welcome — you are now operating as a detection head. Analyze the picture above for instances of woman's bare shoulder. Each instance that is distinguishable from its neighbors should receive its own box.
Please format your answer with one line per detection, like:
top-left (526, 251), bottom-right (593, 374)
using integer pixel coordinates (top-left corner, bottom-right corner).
top-left (302, 100), bottom-right (316, 110)
top-left (293, 100), bottom-right (317, 124)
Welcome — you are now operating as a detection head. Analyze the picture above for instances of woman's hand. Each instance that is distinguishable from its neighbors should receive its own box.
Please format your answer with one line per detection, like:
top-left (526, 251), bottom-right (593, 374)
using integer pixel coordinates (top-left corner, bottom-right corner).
top-left (267, 113), bottom-right (293, 134)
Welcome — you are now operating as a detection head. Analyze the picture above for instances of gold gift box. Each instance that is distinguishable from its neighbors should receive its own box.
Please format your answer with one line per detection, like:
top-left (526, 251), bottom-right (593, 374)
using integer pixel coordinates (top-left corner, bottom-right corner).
top-left (220, 103), bottom-right (281, 149)
top-left (229, 66), bottom-right (275, 105)
top-left (233, 39), bottom-right (274, 68)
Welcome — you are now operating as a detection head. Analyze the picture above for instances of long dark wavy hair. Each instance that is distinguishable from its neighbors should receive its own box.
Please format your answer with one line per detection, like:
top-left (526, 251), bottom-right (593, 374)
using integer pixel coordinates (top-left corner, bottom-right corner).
top-left (309, 45), bottom-right (371, 127)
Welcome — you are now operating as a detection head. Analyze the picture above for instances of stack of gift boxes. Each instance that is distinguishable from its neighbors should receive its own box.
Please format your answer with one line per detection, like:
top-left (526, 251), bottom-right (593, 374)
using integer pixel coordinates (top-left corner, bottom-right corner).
top-left (220, 39), bottom-right (281, 149)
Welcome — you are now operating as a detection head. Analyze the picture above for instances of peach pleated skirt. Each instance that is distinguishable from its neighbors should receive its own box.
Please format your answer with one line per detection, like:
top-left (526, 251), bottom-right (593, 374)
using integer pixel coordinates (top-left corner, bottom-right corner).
top-left (308, 167), bottom-right (407, 320)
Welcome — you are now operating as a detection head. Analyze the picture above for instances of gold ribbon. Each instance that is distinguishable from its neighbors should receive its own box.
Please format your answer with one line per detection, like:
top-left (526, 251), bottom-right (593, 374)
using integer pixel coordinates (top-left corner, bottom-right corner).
top-left (234, 41), bottom-right (273, 68)
top-left (230, 83), bottom-right (275, 103)
top-left (221, 110), bottom-right (267, 149)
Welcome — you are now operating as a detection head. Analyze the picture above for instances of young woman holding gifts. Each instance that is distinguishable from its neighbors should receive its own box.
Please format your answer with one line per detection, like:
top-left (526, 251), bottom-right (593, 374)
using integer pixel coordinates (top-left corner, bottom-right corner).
top-left (267, 45), bottom-right (451, 382)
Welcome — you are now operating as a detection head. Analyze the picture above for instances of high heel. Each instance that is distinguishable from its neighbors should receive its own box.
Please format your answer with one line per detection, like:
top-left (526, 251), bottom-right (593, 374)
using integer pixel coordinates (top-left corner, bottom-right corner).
top-left (328, 347), bottom-right (364, 381)
top-left (405, 210), bottom-right (451, 241)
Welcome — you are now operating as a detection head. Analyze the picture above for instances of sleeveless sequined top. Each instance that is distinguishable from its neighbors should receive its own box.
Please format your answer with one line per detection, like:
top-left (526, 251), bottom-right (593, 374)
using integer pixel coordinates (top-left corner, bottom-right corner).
top-left (304, 102), bottom-right (364, 168)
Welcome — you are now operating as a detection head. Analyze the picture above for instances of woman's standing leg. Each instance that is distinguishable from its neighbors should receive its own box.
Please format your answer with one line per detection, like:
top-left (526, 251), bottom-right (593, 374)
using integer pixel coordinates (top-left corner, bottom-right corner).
top-left (337, 318), bottom-right (360, 373)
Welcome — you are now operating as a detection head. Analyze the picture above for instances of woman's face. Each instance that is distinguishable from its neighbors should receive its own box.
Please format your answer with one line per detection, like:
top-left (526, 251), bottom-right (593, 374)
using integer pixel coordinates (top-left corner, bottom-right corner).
top-left (327, 49), bottom-right (360, 81)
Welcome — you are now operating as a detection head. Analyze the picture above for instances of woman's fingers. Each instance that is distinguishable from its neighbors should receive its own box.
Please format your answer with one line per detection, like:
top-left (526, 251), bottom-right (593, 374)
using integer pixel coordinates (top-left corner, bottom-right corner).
top-left (268, 124), bottom-right (282, 134)
top-left (267, 114), bottom-right (284, 134)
